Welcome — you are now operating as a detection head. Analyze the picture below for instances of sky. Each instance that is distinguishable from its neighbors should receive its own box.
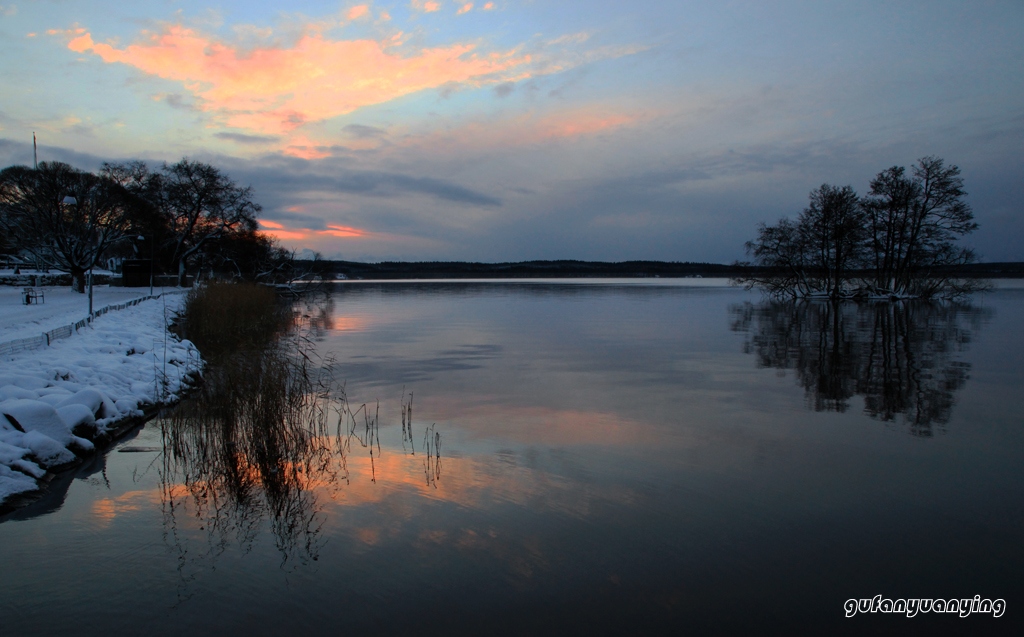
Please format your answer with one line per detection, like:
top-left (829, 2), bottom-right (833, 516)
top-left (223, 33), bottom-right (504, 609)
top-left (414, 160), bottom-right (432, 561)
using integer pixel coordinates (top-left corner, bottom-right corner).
top-left (1, 0), bottom-right (1022, 263)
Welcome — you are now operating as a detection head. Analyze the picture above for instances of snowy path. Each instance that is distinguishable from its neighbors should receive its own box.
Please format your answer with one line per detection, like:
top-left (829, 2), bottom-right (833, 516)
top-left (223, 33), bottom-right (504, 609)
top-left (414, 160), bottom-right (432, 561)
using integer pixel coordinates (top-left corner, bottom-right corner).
top-left (0, 281), bottom-right (181, 343)
top-left (0, 287), bottom-right (201, 505)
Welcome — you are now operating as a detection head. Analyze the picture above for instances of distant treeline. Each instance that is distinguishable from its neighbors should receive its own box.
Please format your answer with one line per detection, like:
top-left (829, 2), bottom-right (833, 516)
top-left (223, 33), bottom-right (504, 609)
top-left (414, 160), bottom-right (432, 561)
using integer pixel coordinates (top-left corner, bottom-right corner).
top-left (294, 259), bottom-right (1024, 281)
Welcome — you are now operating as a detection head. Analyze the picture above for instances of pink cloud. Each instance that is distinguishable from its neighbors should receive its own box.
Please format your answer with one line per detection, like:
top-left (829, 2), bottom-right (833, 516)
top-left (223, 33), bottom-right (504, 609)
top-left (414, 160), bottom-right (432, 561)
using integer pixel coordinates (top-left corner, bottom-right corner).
top-left (537, 112), bottom-right (634, 139)
top-left (482, 2), bottom-right (494, 9)
top-left (282, 135), bottom-right (332, 159)
top-left (258, 219), bottom-right (371, 243)
top-left (319, 224), bottom-right (367, 238)
top-left (64, 25), bottom-right (531, 135)
top-left (404, 107), bottom-right (638, 154)
top-left (457, 3), bottom-right (474, 15)
top-left (346, 5), bottom-right (370, 20)
top-left (258, 221), bottom-right (370, 243)
top-left (411, 0), bottom-right (442, 13)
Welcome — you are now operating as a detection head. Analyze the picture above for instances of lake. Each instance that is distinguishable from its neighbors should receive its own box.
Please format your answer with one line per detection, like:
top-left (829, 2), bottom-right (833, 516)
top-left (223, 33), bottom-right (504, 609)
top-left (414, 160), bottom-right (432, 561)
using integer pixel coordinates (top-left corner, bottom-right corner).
top-left (2, 279), bottom-right (1022, 635)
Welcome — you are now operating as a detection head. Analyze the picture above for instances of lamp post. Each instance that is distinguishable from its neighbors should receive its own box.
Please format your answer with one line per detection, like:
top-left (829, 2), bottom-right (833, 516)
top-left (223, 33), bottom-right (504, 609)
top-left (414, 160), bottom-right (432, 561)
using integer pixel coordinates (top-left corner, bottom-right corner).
top-left (62, 195), bottom-right (94, 317)
top-left (138, 235), bottom-right (154, 295)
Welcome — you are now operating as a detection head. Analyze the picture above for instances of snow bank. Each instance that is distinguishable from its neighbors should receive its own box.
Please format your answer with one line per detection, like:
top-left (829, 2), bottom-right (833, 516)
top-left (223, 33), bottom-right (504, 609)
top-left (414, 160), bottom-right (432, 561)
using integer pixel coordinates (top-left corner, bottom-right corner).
top-left (0, 294), bottom-right (201, 505)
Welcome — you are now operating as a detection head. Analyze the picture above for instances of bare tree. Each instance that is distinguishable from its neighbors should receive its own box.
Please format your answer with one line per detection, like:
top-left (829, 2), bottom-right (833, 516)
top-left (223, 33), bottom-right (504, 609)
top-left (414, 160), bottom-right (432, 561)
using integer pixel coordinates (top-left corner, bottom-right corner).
top-left (799, 184), bottom-right (865, 298)
top-left (0, 162), bottom-right (136, 292)
top-left (156, 160), bottom-right (259, 286)
top-left (741, 157), bottom-right (982, 299)
top-left (103, 159), bottom-right (261, 287)
top-left (741, 184), bottom-right (863, 299)
top-left (742, 217), bottom-right (812, 298)
top-left (863, 157), bottom-right (979, 296)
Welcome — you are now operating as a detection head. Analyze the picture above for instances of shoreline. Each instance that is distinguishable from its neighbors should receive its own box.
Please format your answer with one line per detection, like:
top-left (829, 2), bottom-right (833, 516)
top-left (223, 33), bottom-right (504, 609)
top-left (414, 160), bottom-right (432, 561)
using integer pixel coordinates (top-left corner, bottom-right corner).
top-left (0, 404), bottom-right (165, 517)
top-left (0, 292), bottom-right (202, 512)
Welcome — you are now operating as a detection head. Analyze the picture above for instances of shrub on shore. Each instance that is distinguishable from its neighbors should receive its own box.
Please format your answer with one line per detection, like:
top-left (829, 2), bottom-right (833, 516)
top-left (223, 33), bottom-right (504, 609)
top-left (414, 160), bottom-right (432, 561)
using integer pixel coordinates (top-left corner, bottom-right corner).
top-left (175, 281), bottom-right (292, 361)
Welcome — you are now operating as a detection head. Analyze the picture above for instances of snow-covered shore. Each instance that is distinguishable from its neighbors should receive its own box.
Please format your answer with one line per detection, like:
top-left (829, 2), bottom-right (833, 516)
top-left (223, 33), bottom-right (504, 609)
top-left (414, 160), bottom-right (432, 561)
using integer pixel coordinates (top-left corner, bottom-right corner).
top-left (0, 287), bottom-right (201, 507)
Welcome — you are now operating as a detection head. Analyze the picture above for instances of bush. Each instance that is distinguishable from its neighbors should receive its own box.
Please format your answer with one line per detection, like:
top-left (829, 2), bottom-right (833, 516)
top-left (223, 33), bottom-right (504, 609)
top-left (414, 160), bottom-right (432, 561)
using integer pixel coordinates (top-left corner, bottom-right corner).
top-left (176, 281), bottom-right (292, 361)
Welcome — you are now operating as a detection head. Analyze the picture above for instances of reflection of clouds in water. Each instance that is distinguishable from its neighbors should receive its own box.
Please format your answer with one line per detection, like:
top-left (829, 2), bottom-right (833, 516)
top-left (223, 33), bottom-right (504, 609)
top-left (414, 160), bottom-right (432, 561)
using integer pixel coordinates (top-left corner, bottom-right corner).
top-left (332, 316), bottom-right (369, 332)
top-left (317, 448), bottom-right (642, 525)
top-left (321, 283), bottom-right (748, 437)
top-left (422, 401), bottom-right (696, 449)
top-left (87, 489), bottom-right (156, 529)
top-left (336, 343), bottom-right (503, 385)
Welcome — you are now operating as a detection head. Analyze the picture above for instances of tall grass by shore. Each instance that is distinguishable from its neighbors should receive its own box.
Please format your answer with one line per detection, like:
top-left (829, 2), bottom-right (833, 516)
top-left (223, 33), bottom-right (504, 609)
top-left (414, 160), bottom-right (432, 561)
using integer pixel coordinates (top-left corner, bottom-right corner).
top-left (174, 281), bottom-right (293, 361)
top-left (160, 282), bottom-right (436, 566)
top-left (163, 281), bottom-right (336, 563)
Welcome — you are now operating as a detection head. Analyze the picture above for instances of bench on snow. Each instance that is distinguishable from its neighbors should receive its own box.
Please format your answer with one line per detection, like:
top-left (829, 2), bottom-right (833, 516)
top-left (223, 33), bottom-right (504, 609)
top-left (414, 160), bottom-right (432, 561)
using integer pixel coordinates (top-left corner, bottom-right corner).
top-left (21, 287), bottom-right (45, 304)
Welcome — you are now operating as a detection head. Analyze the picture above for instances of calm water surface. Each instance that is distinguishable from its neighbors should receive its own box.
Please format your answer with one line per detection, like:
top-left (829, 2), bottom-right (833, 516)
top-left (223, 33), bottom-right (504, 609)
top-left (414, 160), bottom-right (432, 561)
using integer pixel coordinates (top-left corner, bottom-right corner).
top-left (2, 280), bottom-right (1023, 635)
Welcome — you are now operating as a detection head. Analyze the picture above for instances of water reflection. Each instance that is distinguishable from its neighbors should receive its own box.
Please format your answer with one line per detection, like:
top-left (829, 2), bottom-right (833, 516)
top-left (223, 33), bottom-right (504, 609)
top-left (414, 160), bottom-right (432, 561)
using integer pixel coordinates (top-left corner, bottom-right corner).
top-left (422, 423), bottom-right (442, 489)
top-left (158, 331), bottom-right (441, 585)
top-left (293, 290), bottom-right (336, 340)
top-left (730, 300), bottom-right (991, 435)
top-left (159, 341), bottom-right (338, 575)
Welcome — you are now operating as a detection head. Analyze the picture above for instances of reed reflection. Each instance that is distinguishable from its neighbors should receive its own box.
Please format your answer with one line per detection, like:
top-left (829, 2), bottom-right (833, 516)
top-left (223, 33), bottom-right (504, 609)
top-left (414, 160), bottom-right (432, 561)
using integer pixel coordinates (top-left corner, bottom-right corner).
top-left (159, 337), bottom-right (338, 575)
top-left (158, 336), bottom-right (441, 590)
top-left (731, 300), bottom-right (991, 435)
top-left (422, 423), bottom-right (442, 489)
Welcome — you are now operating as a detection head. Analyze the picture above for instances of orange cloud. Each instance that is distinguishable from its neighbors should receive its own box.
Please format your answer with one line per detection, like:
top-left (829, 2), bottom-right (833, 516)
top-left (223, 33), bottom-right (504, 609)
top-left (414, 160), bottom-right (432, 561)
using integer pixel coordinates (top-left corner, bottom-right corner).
top-left (64, 25), bottom-right (531, 135)
top-left (263, 228), bottom-right (313, 241)
top-left (283, 135), bottom-right (332, 159)
top-left (411, 0), bottom-right (442, 12)
top-left (457, 3), bottom-right (474, 15)
top-left (320, 224), bottom-right (367, 238)
top-left (402, 107), bottom-right (637, 156)
top-left (538, 112), bottom-right (633, 139)
top-left (347, 5), bottom-right (370, 20)
top-left (259, 220), bottom-right (370, 243)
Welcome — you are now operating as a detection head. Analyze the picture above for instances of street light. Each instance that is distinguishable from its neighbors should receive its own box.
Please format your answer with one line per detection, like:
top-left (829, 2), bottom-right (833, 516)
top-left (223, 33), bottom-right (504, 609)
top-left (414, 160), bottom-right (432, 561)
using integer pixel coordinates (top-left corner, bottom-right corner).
top-left (138, 235), bottom-right (154, 295)
top-left (61, 195), bottom-right (93, 317)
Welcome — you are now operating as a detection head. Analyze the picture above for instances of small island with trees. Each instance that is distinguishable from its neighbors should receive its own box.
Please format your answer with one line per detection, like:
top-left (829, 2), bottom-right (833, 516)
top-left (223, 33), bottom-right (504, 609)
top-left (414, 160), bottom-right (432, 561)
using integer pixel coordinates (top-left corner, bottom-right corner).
top-left (737, 156), bottom-right (986, 300)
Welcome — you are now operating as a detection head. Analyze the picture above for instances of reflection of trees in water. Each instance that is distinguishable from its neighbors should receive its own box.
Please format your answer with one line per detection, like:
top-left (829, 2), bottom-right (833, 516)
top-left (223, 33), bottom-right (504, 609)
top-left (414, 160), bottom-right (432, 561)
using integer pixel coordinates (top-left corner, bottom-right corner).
top-left (293, 290), bottom-right (335, 339)
top-left (158, 331), bottom-right (439, 594)
top-left (731, 300), bottom-right (991, 435)
top-left (159, 338), bottom-right (338, 582)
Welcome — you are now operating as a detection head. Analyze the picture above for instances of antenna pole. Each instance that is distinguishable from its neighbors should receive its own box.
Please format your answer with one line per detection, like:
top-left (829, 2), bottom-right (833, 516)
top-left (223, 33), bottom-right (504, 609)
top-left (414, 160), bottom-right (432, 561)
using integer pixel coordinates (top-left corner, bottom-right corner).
top-left (33, 132), bottom-right (38, 169)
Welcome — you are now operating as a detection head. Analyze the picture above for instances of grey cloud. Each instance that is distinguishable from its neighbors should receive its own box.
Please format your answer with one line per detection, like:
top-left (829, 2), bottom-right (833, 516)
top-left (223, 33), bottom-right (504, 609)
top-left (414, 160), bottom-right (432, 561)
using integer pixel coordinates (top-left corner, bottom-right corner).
top-left (494, 83), bottom-right (515, 98)
top-left (215, 132), bottom-right (279, 144)
top-left (264, 208), bottom-right (328, 230)
top-left (0, 138), bottom-right (113, 172)
top-left (156, 93), bottom-right (200, 111)
top-left (437, 81), bottom-right (464, 99)
top-left (338, 173), bottom-right (501, 206)
top-left (225, 156), bottom-right (503, 207)
top-left (343, 124), bottom-right (388, 139)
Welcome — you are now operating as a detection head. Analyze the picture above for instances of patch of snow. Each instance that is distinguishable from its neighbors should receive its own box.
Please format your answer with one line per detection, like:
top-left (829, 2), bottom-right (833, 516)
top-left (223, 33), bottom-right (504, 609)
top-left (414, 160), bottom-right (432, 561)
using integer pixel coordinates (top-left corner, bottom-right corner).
top-left (0, 292), bottom-right (202, 508)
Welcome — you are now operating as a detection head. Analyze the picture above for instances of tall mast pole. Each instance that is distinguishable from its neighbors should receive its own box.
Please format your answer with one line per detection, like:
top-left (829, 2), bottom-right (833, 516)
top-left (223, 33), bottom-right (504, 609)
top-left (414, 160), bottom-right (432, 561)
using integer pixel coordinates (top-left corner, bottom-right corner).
top-left (33, 132), bottom-right (37, 169)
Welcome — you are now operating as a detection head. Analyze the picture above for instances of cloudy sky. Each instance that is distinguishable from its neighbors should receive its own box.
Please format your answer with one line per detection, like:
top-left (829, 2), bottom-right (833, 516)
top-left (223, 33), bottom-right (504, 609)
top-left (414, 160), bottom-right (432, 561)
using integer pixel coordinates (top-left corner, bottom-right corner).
top-left (1, 1), bottom-right (1021, 262)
